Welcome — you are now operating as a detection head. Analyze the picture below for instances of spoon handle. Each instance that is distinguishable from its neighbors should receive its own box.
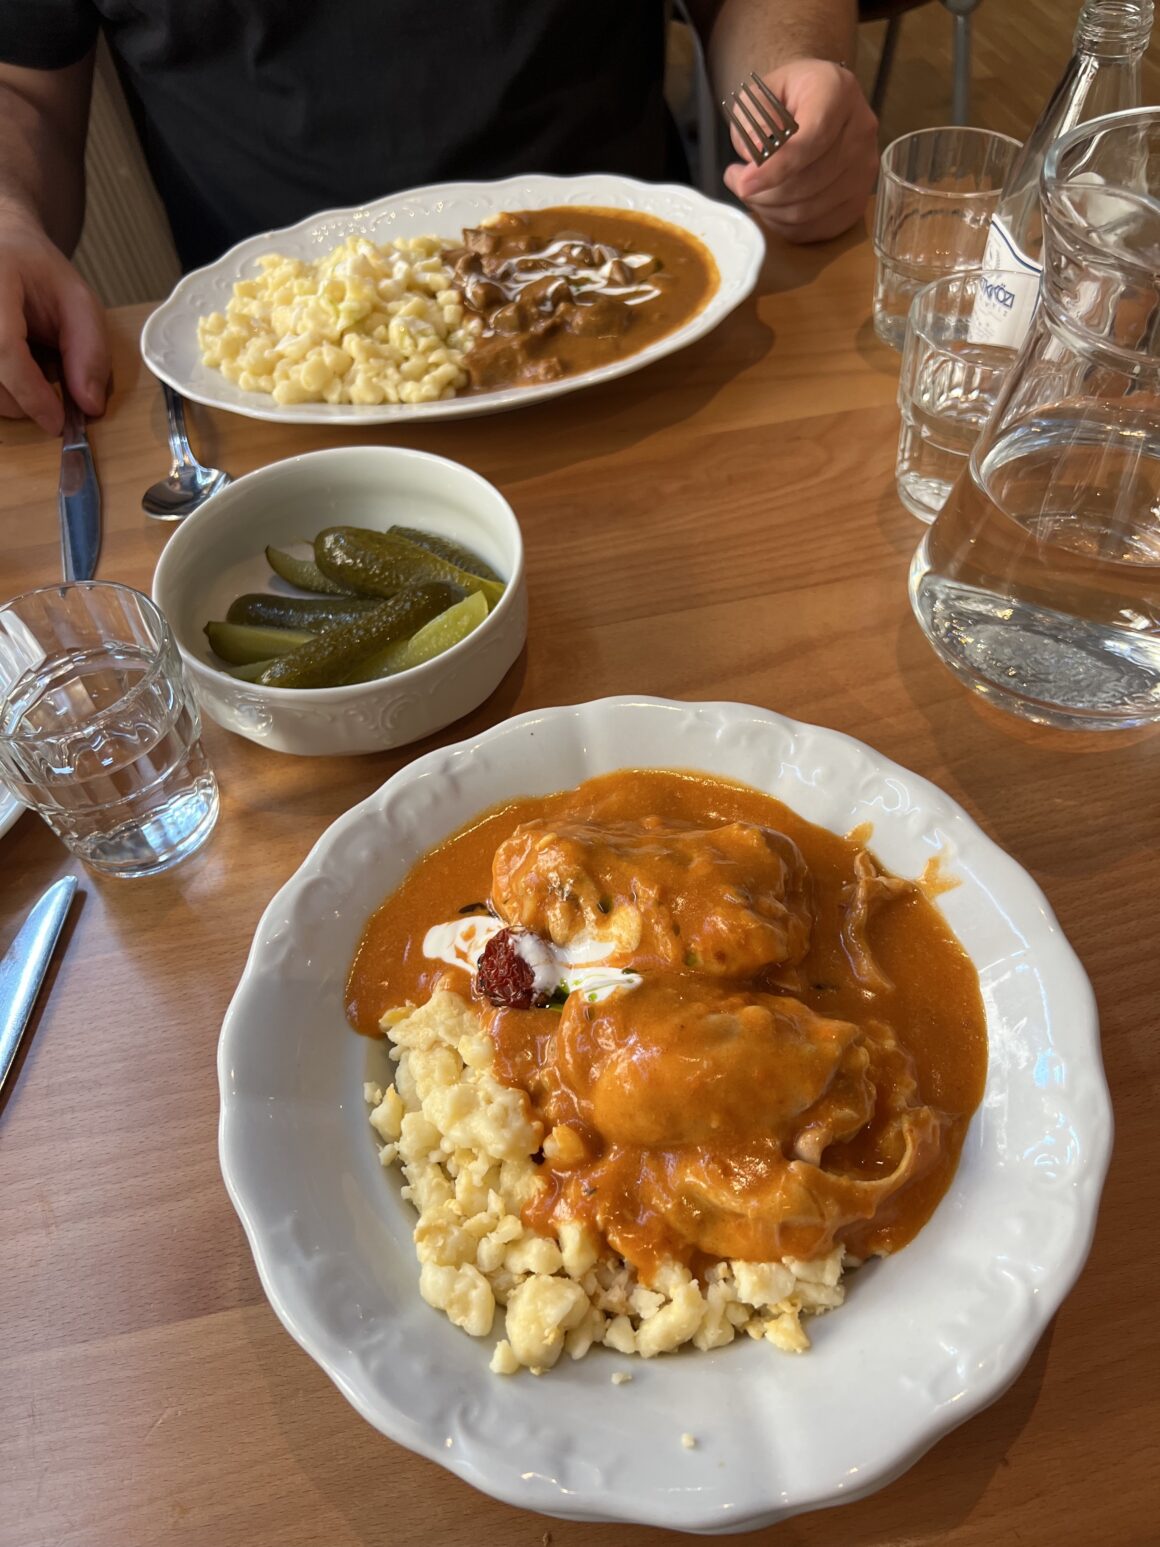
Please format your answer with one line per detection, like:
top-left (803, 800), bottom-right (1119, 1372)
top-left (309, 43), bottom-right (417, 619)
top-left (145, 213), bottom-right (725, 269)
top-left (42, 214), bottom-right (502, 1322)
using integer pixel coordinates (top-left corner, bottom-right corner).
top-left (164, 383), bottom-right (194, 468)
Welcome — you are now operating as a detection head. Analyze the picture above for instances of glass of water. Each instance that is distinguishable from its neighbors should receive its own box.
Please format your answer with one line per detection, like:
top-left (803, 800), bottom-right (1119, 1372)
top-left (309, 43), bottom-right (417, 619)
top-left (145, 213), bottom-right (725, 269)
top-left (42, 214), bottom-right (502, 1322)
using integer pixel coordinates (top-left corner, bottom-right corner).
top-left (0, 582), bottom-right (219, 877)
top-left (873, 127), bottom-right (1020, 350)
top-left (896, 270), bottom-right (1020, 522)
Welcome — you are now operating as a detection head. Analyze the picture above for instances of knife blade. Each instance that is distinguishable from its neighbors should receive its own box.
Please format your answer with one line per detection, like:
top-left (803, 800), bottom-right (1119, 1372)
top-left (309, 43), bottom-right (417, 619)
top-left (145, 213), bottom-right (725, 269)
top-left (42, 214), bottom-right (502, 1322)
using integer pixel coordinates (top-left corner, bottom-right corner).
top-left (59, 380), bottom-right (101, 582)
top-left (0, 876), bottom-right (77, 1097)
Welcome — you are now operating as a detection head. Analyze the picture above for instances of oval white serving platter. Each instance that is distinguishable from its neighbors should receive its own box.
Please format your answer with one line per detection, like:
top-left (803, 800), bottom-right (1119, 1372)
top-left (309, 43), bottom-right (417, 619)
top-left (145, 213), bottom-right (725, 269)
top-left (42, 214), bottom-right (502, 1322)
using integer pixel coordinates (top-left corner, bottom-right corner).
top-left (141, 175), bottom-right (765, 425)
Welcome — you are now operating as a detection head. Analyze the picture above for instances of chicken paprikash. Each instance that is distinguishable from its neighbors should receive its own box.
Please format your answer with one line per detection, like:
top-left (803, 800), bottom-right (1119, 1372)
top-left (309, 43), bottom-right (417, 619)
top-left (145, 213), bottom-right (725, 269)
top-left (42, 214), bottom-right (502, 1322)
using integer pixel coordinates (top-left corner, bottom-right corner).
top-left (350, 770), bottom-right (987, 1370)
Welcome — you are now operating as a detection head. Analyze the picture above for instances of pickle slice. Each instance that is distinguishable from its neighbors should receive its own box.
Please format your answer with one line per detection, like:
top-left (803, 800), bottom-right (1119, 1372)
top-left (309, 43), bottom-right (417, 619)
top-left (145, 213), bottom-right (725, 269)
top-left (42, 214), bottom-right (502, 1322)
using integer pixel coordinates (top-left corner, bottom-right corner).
top-left (205, 620), bottom-right (316, 664)
top-left (256, 581), bottom-right (462, 688)
top-left (224, 659), bottom-right (276, 682)
top-left (389, 525), bottom-right (502, 583)
top-left (314, 527), bottom-right (504, 608)
top-left (265, 545), bottom-right (357, 596)
top-left (348, 589), bottom-right (489, 682)
top-left (226, 593), bottom-right (381, 630)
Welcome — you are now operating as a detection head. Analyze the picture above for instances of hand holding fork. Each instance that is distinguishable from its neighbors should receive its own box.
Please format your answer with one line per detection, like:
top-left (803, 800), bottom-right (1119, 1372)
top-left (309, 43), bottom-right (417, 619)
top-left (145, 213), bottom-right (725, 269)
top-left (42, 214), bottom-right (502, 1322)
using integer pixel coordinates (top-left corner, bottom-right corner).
top-left (722, 60), bottom-right (879, 244)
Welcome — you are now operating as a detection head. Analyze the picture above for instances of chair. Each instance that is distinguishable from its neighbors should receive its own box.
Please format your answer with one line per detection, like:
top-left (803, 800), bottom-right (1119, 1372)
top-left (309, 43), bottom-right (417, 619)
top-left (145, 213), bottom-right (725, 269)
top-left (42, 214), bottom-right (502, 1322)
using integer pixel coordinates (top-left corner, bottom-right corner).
top-left (74, 39), bottom-right (180, 306)
top-left (863, 0), bottom-right (984, 126)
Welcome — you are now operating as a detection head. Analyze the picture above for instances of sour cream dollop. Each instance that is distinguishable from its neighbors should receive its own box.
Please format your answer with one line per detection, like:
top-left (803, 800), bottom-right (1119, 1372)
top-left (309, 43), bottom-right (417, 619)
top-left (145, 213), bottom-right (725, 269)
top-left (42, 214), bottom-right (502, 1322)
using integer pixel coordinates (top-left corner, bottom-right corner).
top-left (422, 916), bottom-right (642, 1005)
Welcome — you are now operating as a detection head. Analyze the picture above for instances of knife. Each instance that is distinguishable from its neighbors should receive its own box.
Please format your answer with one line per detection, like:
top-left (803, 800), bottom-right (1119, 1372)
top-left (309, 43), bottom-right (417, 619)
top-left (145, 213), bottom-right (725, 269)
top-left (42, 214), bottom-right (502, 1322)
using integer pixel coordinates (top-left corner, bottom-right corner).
top-left (0, 876), bottom-right (77, 1097)
top-left (58, 376), bottom-right (102, 581)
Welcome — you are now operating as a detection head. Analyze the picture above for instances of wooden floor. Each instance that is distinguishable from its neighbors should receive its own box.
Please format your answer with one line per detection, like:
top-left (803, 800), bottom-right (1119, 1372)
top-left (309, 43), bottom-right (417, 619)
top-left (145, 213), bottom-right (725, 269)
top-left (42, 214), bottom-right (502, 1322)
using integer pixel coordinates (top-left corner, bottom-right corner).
top-left (858, 0), bottom-right (1160, 145)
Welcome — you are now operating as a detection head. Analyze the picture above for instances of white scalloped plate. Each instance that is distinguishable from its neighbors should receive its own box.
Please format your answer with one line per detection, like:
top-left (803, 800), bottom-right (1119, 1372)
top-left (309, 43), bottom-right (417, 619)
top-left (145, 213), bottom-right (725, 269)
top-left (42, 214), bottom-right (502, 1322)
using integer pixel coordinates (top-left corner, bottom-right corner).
top-left (218, 697), bottom-right (1111, 1534)
top-left (141, 175), bottom-right (764, 425)
top-left (0, 791), bottom-right (21, 840)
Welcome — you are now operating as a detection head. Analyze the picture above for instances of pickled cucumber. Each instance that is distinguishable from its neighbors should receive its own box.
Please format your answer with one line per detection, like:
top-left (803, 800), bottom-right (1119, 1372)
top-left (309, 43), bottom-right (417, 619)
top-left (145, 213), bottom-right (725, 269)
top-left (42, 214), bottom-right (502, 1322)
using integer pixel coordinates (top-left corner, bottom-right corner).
top-left (205, 620), bottom-right (316, 664)
top-left (224, 658), bottom-right (276, 682)
top-left (348, 589), bottom-right (489, 682)
top-left (265, 545), bottom-right (357, 596)
top-left (226, 593), bottom-right (381, 630)
top-left (389, 525), bottom-right (502, 583)
top-left (207, 522), bottom-right (504, 688)
top-left (256, 581), bottom-right (462, 688)
top-left (314, 527), bottom-right (504, 608)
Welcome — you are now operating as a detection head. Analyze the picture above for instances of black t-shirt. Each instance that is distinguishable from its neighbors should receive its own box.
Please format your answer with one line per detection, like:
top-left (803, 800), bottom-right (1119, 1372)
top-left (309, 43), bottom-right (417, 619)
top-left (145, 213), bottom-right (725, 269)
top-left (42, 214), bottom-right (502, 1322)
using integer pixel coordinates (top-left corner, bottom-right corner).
top-left (1, 1), bottom-right (685, 269)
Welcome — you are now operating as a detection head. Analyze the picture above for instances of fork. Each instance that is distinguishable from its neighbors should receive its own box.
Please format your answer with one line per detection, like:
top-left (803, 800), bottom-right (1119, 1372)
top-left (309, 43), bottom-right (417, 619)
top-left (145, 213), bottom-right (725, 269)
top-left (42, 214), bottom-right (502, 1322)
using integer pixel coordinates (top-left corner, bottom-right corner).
top-left (722, 73), bottom-right (799, 165)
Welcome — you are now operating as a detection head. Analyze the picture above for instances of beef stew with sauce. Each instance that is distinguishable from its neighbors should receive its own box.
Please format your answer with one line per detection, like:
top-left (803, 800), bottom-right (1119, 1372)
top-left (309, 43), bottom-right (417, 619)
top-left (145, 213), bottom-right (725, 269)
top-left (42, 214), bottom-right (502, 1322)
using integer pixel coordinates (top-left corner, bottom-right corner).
top-left (449, 207), bottom-right (719, 391)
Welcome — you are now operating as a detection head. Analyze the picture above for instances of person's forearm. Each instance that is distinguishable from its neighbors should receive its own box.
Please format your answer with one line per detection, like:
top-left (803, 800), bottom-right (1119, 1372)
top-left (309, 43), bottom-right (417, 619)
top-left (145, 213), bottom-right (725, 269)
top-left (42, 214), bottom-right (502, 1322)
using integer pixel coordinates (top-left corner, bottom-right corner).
top-left (0, 55), bottom-right (95, 252)
top-left (688, 0), bottom-right (857, 99)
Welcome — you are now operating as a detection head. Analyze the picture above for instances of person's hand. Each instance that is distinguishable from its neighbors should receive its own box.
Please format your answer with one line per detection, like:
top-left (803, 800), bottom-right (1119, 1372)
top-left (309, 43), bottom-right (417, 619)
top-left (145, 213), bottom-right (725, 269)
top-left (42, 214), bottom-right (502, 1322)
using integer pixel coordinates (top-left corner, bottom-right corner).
top-left (724, 59), bottom-right (878, 244)
top-left (0, 210), bottom-right (108, 435)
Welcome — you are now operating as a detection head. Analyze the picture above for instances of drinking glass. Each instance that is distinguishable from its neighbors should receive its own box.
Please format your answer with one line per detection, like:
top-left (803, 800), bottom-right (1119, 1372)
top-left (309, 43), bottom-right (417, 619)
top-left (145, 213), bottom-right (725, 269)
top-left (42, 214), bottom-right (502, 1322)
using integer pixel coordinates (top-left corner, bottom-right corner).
top-left (910, 107), bottom-right (1160, 731)
top-left (873, 127), bottom-right (1021, 350)
top-left (0, 582), bottom-right (219, 876)
top-left (896, 271), bottom-right (1021, 522)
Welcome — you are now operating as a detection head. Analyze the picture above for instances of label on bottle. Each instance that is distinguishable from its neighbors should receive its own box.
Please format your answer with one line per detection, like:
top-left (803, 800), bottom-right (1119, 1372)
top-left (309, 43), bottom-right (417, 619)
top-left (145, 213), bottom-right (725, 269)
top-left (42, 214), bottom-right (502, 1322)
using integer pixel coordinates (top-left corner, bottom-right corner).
top-left (967, 218), bottom-right (1043, 348)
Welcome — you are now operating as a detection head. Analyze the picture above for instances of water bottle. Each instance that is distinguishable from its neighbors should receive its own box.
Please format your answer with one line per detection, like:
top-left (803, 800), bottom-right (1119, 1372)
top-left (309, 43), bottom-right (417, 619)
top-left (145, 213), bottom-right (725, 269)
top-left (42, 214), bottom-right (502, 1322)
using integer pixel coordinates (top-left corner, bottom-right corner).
top-left (970, 0), bottom-right (1152, 348)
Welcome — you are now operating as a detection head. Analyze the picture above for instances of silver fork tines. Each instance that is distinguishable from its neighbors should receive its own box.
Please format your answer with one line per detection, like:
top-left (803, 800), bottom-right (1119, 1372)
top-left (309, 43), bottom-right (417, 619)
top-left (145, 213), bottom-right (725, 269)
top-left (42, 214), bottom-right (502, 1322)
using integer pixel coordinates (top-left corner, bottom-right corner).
top-left (722, 73), bottom-right (798, 165)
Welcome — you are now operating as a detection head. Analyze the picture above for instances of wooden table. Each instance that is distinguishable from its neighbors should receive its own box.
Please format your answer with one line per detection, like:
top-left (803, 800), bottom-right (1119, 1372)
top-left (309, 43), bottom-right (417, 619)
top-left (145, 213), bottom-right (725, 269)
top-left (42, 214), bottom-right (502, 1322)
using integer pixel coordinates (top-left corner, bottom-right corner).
top-left (2, 225), bottom-right (1157, 1547)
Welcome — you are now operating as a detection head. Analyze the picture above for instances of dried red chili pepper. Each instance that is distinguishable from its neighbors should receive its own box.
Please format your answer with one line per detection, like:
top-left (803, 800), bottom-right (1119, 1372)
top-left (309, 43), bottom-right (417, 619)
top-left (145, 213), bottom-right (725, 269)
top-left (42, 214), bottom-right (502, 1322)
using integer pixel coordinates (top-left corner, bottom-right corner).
top-left (475, 928), bottom-right (546, 1009)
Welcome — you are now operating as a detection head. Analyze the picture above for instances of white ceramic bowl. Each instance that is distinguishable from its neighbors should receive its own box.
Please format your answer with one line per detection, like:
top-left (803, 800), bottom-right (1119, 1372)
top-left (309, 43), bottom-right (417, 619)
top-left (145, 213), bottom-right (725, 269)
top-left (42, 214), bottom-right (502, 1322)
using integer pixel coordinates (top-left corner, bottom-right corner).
top-left (151, 446), bottom-right (527, 756)
top-left (218, 697), bottom-right (1111, 1533)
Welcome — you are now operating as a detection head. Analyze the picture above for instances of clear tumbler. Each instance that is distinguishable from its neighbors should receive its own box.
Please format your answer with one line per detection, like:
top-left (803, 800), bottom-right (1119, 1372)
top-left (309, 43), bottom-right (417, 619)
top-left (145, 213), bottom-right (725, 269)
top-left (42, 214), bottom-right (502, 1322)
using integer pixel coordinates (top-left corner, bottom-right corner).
top-left (873, 126), bottom-right (1020, 350)
top-left (0, 582), bottom-right (219, 875)
top-left (897, 270), bottom-right (1021, 522)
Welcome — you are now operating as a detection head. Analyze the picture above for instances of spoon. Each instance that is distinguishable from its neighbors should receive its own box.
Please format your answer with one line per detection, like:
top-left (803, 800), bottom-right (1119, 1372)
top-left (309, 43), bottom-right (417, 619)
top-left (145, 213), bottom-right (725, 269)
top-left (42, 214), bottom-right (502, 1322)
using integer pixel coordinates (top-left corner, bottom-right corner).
top-left (142, 383), bottom-right (231, 521)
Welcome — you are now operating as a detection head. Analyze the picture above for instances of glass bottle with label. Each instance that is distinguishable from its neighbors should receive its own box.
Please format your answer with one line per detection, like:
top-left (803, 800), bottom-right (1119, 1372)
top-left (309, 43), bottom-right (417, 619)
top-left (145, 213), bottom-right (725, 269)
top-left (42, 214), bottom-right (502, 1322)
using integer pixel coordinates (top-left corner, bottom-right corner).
top-left (970, 0), bottom-right (1153, 348)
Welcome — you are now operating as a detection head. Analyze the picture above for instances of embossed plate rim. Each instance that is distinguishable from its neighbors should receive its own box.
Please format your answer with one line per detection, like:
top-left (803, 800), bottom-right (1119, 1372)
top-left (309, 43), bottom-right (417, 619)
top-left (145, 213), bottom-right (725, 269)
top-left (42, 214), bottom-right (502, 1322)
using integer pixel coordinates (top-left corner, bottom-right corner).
top-left (140, 174), bottom-right (764, 424)
top-left (218, 696), bottom-right (1111, 1532)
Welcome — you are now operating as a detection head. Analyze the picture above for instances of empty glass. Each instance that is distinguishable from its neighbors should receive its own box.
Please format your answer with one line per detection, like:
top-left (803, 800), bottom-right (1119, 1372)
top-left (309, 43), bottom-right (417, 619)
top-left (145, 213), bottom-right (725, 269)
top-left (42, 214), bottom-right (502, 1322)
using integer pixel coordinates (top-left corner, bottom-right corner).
top-left (0, 582), bottom-right (219, 876)
top-left (896, 271), bottom-right (1021, 522)
top-left (910, 108), bottom-right (1160, 731)
top-left (873, 127), bottom-right (1021, 350)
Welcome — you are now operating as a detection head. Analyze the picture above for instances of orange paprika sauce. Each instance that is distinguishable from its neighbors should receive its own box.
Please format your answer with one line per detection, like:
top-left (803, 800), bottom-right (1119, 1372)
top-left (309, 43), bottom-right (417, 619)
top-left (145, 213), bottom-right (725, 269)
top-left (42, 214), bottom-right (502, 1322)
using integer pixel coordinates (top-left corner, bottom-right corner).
top-left (347, 770), bottom-right (987, 1283)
